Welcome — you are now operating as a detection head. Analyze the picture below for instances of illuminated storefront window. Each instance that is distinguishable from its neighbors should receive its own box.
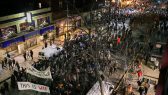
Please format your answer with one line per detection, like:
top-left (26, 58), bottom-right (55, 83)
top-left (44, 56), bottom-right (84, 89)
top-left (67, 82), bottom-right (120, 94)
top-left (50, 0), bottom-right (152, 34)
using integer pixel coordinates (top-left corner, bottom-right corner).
top-left (19, 21), bottom-right (35, 32)
top-left (25, 37), bottom-right (37, 49)
top-left (37, 16), bottom-right (50, 27)
top-left (0, 25), bottom-right (17, 40)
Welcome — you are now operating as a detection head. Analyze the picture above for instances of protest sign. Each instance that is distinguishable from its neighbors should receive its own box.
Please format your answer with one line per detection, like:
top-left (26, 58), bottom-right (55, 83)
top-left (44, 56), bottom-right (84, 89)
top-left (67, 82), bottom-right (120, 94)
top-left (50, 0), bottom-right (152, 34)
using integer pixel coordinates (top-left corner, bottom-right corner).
top-left (87, 81), bottom-right (114, 95)
top-left (26, 65), bottom-right (52, 79)
top-left (17, 82), bottom-right (50, 93)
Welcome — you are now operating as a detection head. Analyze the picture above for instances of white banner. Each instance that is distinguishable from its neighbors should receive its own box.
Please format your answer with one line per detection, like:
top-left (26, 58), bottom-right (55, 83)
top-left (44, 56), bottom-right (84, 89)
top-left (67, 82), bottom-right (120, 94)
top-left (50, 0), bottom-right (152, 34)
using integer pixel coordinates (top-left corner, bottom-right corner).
top-left (87, 81), bottom-right (114, 95)
top-left (17, 82), bottom-right (50, 93)
top-left (26, 65), bottom-right (52, 79)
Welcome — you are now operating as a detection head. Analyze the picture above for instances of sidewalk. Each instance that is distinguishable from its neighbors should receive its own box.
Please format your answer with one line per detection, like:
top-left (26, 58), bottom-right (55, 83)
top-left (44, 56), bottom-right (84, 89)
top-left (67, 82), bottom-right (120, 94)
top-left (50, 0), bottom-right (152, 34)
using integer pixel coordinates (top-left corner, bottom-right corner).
top-left (0, 44), bottom-right (43, 84)
top-left (126, 63), bottom-right (159, 95)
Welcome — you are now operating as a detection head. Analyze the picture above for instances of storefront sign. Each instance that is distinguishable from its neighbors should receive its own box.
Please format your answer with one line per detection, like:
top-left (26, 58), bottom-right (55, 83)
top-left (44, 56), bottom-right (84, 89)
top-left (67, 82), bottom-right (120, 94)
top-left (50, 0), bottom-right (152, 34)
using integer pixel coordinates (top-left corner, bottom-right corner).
top-left (17, 82), bottom-right (50, 93)
top-left (24, 30), bottom-right (39, 40)
top-left (26, 65), bottom-right (52, 79)
top-left (39, 25), bottom-right (54, 35)
top-left (0, 36), bottom-right (24, 48)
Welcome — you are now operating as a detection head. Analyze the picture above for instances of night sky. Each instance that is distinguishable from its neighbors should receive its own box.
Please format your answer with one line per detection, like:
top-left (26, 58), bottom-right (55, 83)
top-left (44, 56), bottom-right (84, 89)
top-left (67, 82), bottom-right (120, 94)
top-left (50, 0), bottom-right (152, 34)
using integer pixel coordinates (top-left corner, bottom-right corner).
top-left (0, 0), bottom-right (46, 16)
top-left (0, 0), bottom-right (105, 17)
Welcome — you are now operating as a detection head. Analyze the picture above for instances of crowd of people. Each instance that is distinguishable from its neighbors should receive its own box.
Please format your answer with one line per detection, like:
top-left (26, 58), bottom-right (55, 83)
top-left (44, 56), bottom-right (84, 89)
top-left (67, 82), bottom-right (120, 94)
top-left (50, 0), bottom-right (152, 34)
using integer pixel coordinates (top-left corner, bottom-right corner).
top-left (0, 3), bottom-right (166, 95)
top-left (0, 49), bottom-right (35, 95)
top-left (0, 53), bottom-right (19, 70)
top-left (23, 50), bottom-right (34, 61)
top-left (0, 21), bottom-right (134, 95)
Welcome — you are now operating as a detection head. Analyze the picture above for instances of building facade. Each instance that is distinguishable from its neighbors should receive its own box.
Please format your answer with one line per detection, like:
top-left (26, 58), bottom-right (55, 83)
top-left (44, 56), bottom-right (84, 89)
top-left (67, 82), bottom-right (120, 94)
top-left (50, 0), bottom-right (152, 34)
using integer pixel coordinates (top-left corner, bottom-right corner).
top-left (0, 8), bottom-right (53, 58)
top-left (0, 7), bottom-right (83, 59)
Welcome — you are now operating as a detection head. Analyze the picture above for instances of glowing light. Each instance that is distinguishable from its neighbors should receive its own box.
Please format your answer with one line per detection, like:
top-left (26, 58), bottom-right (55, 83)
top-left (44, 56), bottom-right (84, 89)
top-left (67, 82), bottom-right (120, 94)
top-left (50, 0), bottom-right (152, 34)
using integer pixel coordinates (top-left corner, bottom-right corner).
top-left (26, 12), bottom-right (32, 23)
top-left (39, 3), bottom-right (42, 8)
top-left (126, 1), bottom-right (131, 5)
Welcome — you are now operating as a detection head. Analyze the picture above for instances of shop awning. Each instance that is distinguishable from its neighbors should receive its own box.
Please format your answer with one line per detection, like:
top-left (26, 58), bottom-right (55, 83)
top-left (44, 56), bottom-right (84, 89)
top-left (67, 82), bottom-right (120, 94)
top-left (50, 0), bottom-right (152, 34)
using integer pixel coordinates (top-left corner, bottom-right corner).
top-left (0, 36), bottom-right (24, 48)
top-left (24, 30), bottom-right (39, 40)
top-left (39, 25), bottom-right (54, 35)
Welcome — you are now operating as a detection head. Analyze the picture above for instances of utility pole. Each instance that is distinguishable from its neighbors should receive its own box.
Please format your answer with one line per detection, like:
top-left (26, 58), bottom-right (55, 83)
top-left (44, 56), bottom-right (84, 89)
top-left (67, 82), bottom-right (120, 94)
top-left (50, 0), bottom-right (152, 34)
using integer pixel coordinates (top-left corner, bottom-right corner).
top-left (65, 2), bottom-right (69, 41)
top-left (95, 27), bottom-right (104, 95)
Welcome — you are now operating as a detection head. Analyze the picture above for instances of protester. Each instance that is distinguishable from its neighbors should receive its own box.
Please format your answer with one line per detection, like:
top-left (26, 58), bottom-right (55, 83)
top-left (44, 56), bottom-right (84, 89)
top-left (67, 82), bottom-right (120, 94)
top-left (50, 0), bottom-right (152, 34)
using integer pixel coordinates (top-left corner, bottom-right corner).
top-left (1, 60), bottom-right (5, 69)
top-left (0, 87), bottom-right (5, 95)
top-left (137, 69), bottom-right (143, 81)
top-left (113, 62), bottom-right (117, 72)
top-left (30, 50), bottom-right (34, 60)
top-left (1, 8), bottom-right (164, 95)
top-left (126, 84), bottom-right (133, 95)
top-left (144, 82), bottom-right (150, 95)
top-left (11, 74), bottom-right (16, 88)
top-left (138, 85), bottom-right (145, 95)
top-left (4, 81), bottom-right (9, 92)
top-left (12, 59), bottom-right (16, 68)
top-left (6, 52), bottom-right (10, 58)
top-left (45, 41), bottom-right (48, 48)
top-left (109, 66), bottom-right (113, 76)
top-left (8, 60), bottom-right (12, 70)
top-left (23, 51), bottom-right (27, 61)
top-left (26, 50), bottom-right (30, 59)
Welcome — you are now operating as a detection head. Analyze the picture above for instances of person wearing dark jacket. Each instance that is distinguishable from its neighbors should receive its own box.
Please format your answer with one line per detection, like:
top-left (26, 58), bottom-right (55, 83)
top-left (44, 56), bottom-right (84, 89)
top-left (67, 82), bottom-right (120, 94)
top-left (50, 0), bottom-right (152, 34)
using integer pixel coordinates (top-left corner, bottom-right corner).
top-left (139, 86), bottom-right (145, 95)
top-left (0, 86), bottom-right (5, 95)
top-left (1, 60), bottom-right (5, 69)
top-left (6, 52), bottom-right (10, 58)
top-left (11, 74), bottom-right (16, 88)
top-left (23, 52), bottom-right (27, 61)
top-left (45, 42), bottom-right (48, 48)
top-left (12, 59), bottom-right (16, 68)
top-left (8, 60), bottom-right (12, 70)
top-left (4, 81), bottom-right (9, 92)
top-left (30, 50), bottom-right (33, 59)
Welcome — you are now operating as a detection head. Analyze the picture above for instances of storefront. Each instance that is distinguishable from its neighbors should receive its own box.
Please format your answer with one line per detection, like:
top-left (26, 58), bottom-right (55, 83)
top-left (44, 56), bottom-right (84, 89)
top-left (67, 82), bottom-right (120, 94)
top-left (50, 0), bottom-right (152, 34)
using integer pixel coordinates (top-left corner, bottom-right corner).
top-left (39, 25), bottom-right (55, 43)
top-left (74, 16), bottom-right (82, 28)
top-left (19, 21), bottom-right (35, 32)
top-left (24, 30), bottom-right (39, 49)
top-left (0, 25), bottom-right (17, 40)
top-left (0, 8), bottom-right (53, 54)
top-left (37, 16), bottom-right (50, 28)
top-left (0, 25), bottom-right (19, 52)
top-left (0, 36), bottom-right (25, 52)
top-left (55, 16), bottom-right (82, 36)
top-left (55, 19), bottom-right (72, 35)
top-left (25, 37), bottom-right (37, 49)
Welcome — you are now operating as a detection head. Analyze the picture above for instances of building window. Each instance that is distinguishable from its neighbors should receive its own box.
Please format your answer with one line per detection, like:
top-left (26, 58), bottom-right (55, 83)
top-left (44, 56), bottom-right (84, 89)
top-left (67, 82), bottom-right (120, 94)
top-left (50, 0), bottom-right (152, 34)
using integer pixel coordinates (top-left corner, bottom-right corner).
top-left (19, 21), bottom-right (35, 32)
top-left (0, 25), bottom-right (17, 40)
top-left (37, 17), bottom-right (50, 27)
top-left (25, 37), bottom-right (37, 49)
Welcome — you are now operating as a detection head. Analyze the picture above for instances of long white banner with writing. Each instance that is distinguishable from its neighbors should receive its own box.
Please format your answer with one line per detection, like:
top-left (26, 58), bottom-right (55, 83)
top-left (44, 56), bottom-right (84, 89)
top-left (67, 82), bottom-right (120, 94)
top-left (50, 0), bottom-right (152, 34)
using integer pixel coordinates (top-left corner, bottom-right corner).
top-left (17, 82), bottom-right (50, 93)
top-left (26, 65), bottom-right (52, 79)
top-left (87, 81), bottom-right (114, 95)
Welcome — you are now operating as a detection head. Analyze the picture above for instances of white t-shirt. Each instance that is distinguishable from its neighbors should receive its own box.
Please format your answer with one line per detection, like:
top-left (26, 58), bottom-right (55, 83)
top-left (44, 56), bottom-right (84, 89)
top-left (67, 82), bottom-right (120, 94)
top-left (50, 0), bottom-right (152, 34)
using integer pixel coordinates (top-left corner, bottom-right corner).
top-left (155, 61), bottom-right (159, 66)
